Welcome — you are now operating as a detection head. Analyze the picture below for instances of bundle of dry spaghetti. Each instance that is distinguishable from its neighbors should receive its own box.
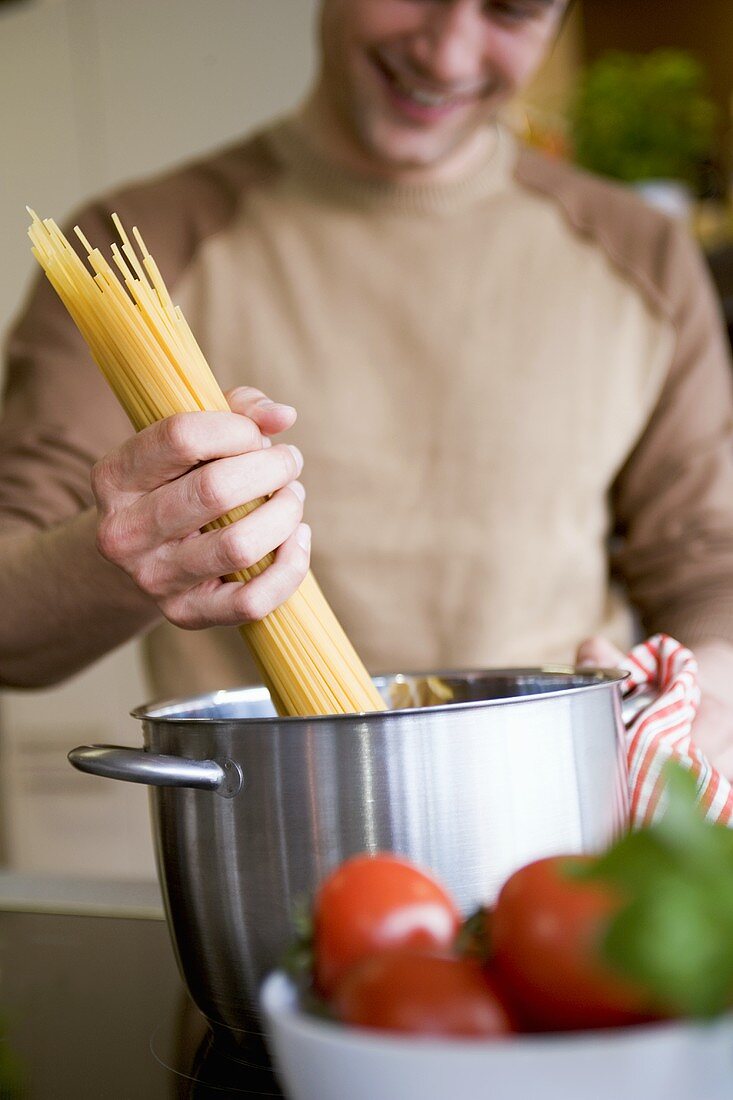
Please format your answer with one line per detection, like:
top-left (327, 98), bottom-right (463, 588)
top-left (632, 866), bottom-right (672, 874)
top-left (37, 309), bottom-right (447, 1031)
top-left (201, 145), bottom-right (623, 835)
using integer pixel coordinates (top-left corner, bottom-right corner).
top-left (27, 208), bottom-right (385, 718)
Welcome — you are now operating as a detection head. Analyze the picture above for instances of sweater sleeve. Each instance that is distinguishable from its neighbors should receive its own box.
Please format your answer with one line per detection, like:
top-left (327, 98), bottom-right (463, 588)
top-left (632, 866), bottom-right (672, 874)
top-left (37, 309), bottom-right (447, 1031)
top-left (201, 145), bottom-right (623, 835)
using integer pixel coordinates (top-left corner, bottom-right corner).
top-left (609, 220), bottom-right (733, 647)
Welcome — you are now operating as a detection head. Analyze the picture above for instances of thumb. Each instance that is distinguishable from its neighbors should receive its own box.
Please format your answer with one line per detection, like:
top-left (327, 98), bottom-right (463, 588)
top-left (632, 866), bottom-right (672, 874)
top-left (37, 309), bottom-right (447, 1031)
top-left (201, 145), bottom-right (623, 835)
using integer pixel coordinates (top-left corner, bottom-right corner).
top-left (225, 386), bottom-right (297, 436)
top-left (575, 635), bottom-right (625, 669)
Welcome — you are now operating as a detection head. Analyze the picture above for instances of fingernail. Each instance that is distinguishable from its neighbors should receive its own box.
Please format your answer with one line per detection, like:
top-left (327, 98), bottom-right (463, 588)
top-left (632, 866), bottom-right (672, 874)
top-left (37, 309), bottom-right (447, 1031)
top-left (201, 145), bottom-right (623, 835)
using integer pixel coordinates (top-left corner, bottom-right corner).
top-left (259, 397), bottom-right (295, 415)
top-left (296, 523), bottom-right (311, 551)
top-left (578, 658), bottom-right (597, 669)
top-left (288, 444), bottom-right (304, 469)
top-left (290, 480), bottom-right (306, 501)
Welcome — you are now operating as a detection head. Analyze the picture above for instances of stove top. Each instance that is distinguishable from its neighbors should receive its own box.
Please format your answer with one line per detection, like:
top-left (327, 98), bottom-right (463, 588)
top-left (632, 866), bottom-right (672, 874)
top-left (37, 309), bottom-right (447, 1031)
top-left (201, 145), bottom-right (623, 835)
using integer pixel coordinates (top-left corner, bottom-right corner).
top-left (0, 899), bottom-right (286, 1099)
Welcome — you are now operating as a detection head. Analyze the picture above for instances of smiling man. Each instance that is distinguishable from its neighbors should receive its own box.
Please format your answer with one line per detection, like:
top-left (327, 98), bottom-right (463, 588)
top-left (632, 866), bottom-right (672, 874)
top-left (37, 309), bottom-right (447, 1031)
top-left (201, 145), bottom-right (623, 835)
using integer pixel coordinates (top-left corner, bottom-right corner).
top-left (307, 0), bottom-right (565, 175)
top-left (3, 1), bottom-right (733, 772)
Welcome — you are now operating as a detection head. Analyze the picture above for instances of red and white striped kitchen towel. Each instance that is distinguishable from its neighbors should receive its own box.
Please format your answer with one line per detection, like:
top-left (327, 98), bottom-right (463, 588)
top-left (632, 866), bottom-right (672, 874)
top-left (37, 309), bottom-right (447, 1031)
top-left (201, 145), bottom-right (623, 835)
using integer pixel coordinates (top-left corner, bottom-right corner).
top-left (622, 634), bottom-right (733, 829)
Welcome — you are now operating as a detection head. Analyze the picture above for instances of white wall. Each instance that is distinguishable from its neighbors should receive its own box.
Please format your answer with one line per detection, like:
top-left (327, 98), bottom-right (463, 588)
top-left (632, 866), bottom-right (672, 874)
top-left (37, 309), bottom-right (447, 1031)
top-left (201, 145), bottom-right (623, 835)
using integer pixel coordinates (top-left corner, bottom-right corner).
top-left (0, 0), bottom-right (317, 876)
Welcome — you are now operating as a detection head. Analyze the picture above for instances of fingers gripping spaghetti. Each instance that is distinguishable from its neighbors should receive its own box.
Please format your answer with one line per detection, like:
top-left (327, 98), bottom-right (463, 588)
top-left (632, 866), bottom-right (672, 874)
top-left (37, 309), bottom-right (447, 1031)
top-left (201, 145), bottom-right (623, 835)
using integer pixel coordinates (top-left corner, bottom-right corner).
top-left (27, 209), bottom-right (386, 718)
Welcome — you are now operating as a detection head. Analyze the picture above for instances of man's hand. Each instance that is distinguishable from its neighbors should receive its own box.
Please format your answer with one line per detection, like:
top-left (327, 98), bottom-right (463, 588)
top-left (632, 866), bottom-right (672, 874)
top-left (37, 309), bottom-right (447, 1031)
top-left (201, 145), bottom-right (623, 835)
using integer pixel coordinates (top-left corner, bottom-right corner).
top-left (689, 640), bottom-right (733, 781)
top-left (92, 386), bottom-right (311, 630)
top-left (575, 636), bottom-right (625, 669)
top-left (575, 635), bottom-right (733, 781)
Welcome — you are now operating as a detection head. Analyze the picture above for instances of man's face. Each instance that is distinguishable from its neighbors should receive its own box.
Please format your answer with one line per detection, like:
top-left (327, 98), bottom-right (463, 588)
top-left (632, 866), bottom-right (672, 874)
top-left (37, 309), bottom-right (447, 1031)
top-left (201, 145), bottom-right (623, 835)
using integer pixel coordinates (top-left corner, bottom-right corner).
top-left (317, 0), bottom-right (567, 170)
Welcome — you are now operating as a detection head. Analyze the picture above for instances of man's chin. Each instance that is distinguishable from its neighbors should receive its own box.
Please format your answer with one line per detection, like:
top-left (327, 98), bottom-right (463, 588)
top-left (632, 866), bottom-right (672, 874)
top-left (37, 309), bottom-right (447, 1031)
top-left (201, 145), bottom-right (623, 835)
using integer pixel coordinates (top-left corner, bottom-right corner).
top-left (355, 118), bottom-right (480, 174)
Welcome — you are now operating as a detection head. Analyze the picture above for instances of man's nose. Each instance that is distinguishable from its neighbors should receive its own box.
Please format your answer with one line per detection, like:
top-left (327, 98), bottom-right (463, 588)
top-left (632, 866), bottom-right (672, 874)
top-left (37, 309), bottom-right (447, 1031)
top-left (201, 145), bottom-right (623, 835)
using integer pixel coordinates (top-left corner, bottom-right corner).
top-left (410, 1), bottom-right (488, 87)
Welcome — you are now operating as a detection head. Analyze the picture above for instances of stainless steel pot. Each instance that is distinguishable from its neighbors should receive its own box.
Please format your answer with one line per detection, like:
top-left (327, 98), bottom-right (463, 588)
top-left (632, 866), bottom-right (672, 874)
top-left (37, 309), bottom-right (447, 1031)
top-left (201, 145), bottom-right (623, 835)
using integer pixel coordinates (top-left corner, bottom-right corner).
top-left (69, 668), bottom-right (630, 1042)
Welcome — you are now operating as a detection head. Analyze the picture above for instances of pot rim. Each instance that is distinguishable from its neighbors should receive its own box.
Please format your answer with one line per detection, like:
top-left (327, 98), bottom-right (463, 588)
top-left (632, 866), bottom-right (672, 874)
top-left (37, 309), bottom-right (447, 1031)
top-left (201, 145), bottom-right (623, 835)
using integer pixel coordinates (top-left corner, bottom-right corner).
top-left (130, 666), bottom-right (630, 725)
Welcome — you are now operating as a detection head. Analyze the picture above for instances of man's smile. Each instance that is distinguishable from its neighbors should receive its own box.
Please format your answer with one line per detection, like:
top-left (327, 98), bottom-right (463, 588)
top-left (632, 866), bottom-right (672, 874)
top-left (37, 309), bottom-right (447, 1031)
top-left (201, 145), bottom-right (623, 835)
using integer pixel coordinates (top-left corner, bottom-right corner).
top-left (370, 48), bottom-right (491, 124)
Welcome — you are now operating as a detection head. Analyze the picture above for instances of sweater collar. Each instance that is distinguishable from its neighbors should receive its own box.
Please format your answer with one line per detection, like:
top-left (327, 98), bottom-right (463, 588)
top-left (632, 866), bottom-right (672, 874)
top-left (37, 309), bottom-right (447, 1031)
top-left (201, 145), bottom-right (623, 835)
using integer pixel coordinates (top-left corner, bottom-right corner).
top-left (264, 115), bottom-right (515, 215)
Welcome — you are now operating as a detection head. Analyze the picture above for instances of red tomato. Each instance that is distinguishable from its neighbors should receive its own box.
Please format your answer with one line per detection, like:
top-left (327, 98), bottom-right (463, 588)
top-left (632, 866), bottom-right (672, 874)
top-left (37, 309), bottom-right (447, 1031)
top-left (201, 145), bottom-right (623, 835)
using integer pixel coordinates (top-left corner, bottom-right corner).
top-left (492, 855), bottom-right (657, 1031)
top-left (332, 951), bottom-right (516, 1038)
top-left (313, 853), bottom-right (461, 998)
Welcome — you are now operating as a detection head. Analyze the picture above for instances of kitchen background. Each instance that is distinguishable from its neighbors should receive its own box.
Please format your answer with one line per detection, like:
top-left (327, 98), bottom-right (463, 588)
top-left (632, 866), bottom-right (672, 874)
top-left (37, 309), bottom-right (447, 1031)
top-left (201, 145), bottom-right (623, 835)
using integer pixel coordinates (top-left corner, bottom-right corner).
top-left (1, 0), bottom-right (732, 880)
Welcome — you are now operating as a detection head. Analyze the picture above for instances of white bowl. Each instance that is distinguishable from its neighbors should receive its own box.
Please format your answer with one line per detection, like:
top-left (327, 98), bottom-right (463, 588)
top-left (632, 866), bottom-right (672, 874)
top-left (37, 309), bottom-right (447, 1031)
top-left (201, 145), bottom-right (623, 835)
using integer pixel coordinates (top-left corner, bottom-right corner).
top-left (261, 971), bottom-right (733, 1100)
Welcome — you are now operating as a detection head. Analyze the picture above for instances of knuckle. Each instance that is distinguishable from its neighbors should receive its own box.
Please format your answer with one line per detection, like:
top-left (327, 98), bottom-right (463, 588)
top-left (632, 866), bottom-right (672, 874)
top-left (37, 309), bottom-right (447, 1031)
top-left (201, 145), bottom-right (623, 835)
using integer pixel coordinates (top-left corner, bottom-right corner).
top-left (195, 464), bottom-right (228, 514)
top-left (220, 524), bottom-right (256, 572)
top-left (226, 385), bottom-right (264, 407)
top-left (96, 508), bottom-right (152, 567)
top-left (131, 558), bottom-right (167, 601)
top-left (273, 445), bottom-right (298, 483)
top-left (95, 514), bottom-right (125, 563)
top-left (161, 413), bottom-right (198, 463)
top-left (160, 595), bottom-right (196, 631)
top-left (236, 585), bottom-right (268, 623)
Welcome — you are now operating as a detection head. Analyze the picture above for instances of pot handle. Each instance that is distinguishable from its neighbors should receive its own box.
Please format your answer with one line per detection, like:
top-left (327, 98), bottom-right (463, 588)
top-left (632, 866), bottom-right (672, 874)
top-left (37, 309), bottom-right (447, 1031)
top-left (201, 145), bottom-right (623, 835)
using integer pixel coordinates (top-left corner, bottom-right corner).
top-left (68, 745), bottom-right (243, 798)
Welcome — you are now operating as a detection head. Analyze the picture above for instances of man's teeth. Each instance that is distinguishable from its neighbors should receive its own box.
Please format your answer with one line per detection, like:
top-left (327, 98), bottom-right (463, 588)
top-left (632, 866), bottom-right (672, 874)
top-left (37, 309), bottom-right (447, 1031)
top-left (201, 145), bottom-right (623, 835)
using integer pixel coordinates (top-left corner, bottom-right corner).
top-left (395, 78), bottom-right (462, 108)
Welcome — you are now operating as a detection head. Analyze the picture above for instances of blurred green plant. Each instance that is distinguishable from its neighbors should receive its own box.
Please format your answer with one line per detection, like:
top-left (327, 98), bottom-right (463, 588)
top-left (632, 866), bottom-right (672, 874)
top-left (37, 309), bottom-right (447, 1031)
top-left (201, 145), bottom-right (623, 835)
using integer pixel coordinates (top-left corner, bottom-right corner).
top-left (571, 50), bottom-right (717, 187)
top-left (582, 764), bottom-right (733, 1018)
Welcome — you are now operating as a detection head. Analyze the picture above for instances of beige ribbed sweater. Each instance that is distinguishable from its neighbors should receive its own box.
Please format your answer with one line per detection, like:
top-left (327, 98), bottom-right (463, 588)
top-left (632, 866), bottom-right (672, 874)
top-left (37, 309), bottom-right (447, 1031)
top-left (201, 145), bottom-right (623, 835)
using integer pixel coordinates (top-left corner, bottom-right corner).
top-left (4, 119), bottom-right (733, 700)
